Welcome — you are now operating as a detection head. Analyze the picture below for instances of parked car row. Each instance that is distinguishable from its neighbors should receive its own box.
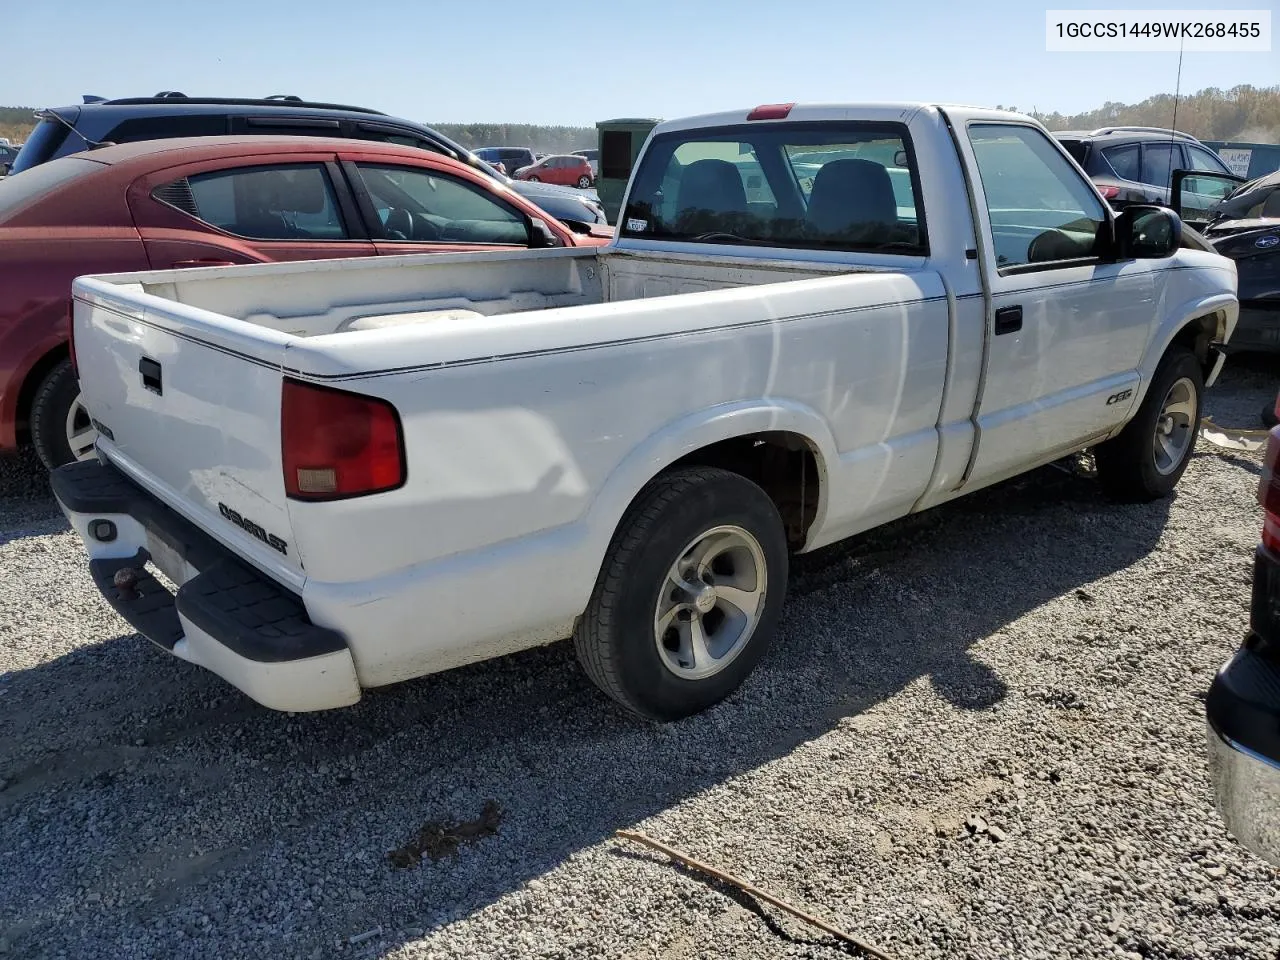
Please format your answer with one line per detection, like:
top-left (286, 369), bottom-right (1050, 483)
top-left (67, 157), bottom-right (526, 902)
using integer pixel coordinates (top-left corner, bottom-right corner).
top-left (0, 93), bottom-right (614, 471)
top-left (473, 147), bottom-right (597, 188)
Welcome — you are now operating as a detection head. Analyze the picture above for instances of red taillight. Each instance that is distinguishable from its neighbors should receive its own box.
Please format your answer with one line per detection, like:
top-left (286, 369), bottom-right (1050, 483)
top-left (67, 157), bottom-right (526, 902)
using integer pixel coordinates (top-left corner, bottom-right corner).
top-left (1258, 424), bottom-right (1280, 552)
top-left (281, 378), bottom-right (405, 500)
top-left (1098, 185), bottom-right (1120, 199)
top-left (747, 102), bottom-right (795, 121)
top-left (68, 297), bottom-right (78, 376)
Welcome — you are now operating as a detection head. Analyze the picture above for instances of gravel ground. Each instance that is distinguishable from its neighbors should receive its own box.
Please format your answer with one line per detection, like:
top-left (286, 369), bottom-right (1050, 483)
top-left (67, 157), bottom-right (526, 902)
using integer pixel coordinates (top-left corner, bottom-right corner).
top-left (2, 359), bottom-right (1280, 960)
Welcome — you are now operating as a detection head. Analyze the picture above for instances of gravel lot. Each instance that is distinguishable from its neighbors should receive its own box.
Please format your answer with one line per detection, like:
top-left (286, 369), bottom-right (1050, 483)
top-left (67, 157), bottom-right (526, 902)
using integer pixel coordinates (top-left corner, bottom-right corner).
top-left (2, 359), bottom-right (1280, 960)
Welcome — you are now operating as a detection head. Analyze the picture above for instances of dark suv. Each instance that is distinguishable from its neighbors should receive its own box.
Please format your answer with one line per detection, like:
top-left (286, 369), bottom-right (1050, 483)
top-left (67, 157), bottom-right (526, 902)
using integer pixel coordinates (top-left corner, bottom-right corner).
top-left (10, 93), bottom-right (608, 230)
top-left (474, 147), bottom-right (540, 175)
top-left (1051, 126), bottom-right (1234, 208)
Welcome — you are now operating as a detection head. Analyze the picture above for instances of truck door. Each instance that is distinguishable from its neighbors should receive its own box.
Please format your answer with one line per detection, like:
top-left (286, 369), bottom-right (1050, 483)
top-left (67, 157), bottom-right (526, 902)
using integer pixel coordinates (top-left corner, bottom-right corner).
top-left (948, 118), bottom-right (1155, 490)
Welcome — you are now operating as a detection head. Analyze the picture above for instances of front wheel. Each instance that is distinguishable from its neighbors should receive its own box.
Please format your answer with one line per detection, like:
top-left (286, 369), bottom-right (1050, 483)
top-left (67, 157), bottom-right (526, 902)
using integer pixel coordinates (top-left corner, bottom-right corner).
top-left (30, 359), bottom-right (98, 470)
top-left (1094, 346), bottom-right (1203, 502)
top-left (577, 175), bottom-right (592, 189)
top-left (574, 467), bottom-right (789, 721)
top-left (527, 175), bottom-right (541, 182)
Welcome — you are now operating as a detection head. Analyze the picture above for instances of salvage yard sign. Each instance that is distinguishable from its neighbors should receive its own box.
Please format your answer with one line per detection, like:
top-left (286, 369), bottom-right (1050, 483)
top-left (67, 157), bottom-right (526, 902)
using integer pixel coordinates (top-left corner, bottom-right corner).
top-left (1217, 148), bottom-right (1253, 178)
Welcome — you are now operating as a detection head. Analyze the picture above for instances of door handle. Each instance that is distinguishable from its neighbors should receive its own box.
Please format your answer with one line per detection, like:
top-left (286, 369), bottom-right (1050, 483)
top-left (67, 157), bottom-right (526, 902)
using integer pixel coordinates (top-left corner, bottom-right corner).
top-left (139, 357), bottom-right (163, 395)
top-left (994, 305), bottom-right (1023, 335)
top-left (172, 259), bottom-right (235, 268)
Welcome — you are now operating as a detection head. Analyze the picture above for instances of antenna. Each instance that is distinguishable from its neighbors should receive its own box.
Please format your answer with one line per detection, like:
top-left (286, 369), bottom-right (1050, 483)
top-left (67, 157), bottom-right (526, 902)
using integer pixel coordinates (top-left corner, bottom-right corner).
top-left (1168, 35), bottom-right (1185, 191)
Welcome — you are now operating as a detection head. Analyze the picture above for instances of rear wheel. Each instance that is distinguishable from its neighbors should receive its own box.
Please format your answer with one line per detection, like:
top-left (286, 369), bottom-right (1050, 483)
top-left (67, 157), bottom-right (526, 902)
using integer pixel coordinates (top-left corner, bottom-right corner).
top-left (30, 359), bottom-right (97, 471)
top-left (577, 175), bottom-right (592, 189)
top-left (574, 467), bottom-right (789, 721)
top-left (1094, 346), bottom-right (1202, 502)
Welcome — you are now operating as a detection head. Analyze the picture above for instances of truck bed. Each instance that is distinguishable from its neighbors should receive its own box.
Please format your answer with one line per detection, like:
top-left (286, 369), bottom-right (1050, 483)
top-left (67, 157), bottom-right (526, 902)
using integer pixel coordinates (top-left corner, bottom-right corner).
top-left (105, 246), bottom-right (862, 338)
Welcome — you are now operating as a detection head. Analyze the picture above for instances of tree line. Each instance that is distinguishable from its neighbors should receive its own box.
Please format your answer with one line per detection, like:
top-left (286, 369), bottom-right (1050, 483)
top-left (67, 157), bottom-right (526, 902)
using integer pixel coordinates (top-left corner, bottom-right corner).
top-left (1012, 84), bottom-right (1280, 143)
top-left (426, 123), bottom-right (596, 154)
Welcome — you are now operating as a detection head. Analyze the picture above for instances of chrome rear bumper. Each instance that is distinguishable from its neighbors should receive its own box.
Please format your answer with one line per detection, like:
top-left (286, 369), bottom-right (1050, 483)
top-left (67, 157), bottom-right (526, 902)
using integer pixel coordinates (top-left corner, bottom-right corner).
top-left (1205, 644), bottom-right (1280, 867)
top-left (1206, 718), bottom-right (1280, 868)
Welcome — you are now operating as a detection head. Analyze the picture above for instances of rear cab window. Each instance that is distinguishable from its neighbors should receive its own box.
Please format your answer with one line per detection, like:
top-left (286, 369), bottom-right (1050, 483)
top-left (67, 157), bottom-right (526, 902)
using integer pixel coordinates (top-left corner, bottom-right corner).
top-left (620, 121), bottom-right (927, 255)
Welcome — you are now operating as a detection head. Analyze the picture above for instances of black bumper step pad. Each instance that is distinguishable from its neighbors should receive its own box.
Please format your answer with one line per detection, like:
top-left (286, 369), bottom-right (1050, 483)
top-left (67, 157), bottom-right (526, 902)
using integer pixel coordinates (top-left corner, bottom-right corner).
top-left (52, 460), bottom-right (346, 664)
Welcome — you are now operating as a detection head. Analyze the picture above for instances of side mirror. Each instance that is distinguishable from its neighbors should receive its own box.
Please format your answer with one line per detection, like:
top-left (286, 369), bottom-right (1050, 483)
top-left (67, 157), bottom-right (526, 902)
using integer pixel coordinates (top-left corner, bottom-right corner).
top-left (1115, 204), bottom-right (1182, 260)
top-left (529, 218), bottom-right (564, 248)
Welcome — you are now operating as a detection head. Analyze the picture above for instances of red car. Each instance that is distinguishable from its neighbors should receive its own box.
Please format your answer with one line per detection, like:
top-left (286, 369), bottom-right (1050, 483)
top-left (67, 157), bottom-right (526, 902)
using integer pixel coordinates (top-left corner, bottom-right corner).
top-left (513, 154), bottom-right (595, 189)
top-left (0, 136), bottom-right (610, 470)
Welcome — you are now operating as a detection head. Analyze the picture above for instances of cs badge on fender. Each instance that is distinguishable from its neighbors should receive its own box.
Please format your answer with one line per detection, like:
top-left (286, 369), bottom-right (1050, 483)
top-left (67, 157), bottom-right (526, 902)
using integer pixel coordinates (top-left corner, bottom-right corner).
top-left (1106, 388), bottom-right (1133, 406)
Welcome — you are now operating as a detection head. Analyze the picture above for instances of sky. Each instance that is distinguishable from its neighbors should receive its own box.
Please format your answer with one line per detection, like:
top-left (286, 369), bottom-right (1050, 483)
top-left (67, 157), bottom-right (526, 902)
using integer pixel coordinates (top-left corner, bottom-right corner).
top-left (3, 0), bottom-right (1277, 126)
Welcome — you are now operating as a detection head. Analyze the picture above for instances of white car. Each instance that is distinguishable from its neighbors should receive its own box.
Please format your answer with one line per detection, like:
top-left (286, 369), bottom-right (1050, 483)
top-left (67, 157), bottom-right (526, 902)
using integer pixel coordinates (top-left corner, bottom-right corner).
top-left (55, 102), bottom-right (1238, 718)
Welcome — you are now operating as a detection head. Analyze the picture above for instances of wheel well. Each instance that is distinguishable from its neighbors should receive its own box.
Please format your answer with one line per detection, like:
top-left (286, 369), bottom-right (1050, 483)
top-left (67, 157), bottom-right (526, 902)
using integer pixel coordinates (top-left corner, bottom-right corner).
top-left (1172, 313), bottom-right (1222, 379)
top-left (669, 432), bottom-right (821, 550)
top-left (14, 346), bottom-right (69, 446)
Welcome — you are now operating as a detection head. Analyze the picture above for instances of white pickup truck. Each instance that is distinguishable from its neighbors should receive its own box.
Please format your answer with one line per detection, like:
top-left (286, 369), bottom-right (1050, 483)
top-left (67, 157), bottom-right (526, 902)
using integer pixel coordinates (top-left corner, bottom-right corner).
top-left (53, 103), bottom-right (1238, 720)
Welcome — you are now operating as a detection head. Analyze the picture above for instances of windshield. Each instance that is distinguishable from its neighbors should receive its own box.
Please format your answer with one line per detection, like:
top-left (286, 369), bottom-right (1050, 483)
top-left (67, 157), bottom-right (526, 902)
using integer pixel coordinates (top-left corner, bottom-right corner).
top-left (620, 121), bottom-right (926, 254)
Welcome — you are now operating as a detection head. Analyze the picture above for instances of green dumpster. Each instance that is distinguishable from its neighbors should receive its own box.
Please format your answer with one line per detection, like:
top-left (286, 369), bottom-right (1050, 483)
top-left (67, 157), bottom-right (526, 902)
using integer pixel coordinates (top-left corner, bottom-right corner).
top-left (595, 118), bottom-right (660, 225)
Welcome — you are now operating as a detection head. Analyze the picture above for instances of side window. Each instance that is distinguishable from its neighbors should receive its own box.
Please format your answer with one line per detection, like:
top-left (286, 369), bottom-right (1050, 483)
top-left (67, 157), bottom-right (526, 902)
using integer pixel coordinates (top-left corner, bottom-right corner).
top-left (1187, 144), bottom-right (1227, 173)
top-left (1140, 143), bottom-right (1176, 188)
top-left (181, 164), bottom-right (348, 241)
top-left (1102, 144), bottom-right (1141, 181)
top-left (968, 124), bottom-right (1107, 271)
top-left (355, 164), bottom-right (529, 245)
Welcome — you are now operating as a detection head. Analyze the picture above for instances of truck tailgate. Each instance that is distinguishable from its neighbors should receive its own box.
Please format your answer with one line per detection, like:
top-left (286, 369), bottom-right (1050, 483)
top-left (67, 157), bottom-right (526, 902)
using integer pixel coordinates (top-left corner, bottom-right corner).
top-left (72, 278), bottom-right (303, 588)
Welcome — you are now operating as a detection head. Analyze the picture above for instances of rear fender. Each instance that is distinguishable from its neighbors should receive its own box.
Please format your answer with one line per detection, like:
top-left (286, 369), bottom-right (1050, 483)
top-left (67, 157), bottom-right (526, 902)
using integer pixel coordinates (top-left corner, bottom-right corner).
top-left (580, 399), bottom-right (838, 573)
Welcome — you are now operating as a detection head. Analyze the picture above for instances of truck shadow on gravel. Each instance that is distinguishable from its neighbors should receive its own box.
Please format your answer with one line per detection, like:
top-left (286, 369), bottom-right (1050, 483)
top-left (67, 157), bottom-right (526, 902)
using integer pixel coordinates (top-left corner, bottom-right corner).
top-left (0, 459), bottom-right (1176, 957)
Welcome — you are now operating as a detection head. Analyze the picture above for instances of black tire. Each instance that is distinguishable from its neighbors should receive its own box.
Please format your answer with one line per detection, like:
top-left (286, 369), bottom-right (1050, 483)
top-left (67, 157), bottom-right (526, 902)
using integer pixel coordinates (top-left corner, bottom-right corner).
top-left (577, 175), bottom-right (591, 189)
top-left (30, 359), bottom-right (89, 471)
top-left (574, 467), bottom-right (789, 721)
top-left (1094, 346), bottom-right (1203, 503)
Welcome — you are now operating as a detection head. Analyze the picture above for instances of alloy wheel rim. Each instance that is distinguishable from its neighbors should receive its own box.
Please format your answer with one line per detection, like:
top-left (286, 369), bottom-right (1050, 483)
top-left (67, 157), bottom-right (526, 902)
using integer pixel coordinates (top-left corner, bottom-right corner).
top-left (653, 525), bottom-right (767, 681)
top-left (65, 394), bottom-right (98, 461)
top-left (1152, 376), bottom-right (1197, 476)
